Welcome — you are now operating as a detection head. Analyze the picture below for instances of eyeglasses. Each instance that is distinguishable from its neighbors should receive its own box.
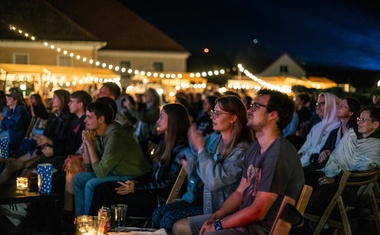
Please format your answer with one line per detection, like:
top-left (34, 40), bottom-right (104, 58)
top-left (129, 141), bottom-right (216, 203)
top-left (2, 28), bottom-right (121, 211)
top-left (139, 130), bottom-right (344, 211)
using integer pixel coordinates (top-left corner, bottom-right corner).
top-left (357, 117), bottom-right (373, 123)
top-left (250, 102), bottom-right (273, 112)
top-left (210, 110), bottom-right (231, 118)
top-left (316, 102), bottom-right (325, 107)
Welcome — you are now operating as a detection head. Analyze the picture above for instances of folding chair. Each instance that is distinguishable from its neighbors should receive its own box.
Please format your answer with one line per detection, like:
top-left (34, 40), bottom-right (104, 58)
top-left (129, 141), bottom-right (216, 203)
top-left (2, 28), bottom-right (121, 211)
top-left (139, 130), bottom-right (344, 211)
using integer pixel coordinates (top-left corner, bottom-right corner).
top-left (127, 166), bottom-right (187, 228)
top-left (304, 167), bottom-right (380, 235)
top-left (25, 117), bottom-right (36, 138)
top-left (269, 184), bottom-right (313, 235)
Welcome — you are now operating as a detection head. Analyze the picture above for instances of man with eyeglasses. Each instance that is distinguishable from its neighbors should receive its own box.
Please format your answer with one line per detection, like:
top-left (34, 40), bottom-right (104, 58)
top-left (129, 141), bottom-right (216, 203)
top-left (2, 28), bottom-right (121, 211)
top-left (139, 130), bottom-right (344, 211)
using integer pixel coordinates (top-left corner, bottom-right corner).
top-left (183, 89), bottom-right (304, 235)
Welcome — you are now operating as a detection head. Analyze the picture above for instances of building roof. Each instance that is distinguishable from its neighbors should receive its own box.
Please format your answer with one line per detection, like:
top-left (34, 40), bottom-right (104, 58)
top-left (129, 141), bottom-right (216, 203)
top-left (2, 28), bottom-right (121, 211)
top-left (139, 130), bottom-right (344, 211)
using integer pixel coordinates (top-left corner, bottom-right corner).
top-left (0, 0), bottom-right (100, 42)
top-left (49, 0), bottom-right (188, 52)
top-left (0, 0), bottom-right (188, 52)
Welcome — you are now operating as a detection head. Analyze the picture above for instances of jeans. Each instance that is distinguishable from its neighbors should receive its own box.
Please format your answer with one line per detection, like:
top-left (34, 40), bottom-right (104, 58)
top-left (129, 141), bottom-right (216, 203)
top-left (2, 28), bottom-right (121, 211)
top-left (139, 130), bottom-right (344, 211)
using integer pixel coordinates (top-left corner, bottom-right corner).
top-left (73, 172), bottom-right (133, 216)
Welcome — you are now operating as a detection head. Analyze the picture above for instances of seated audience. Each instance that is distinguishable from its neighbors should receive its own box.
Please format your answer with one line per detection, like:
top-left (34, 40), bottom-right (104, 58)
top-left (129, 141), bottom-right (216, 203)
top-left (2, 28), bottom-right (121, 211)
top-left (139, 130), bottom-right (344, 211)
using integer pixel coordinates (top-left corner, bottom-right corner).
top-left (89, 103), bottom-right (191, 216)
top-left (116, 94), bottom-right (137, 126)
top-left (196, 95), bottom-right (217, 136)
top-left (0, 90), bottom-right (9, 138)
top-left (295, 93), bottom-right (312, 134)
top-left (126, 88), bottom-right (160, 156)
top-left (0, 91), bottom-right (31, 158)
top-left (73, 101), bottom-right (151, 216)
top-left (0, 90), bottom-right (71, 185)
top-left (299, 92), bottom-right (340, 167)
top-left (305, 106), bottom-right (380, 218)
top-left (28, 93), bottom-right (49, 120)
top-left (172, 89), bottom-right (304, 235)
top-left (304, 98), bottom-right (360, 174)
top-left (283, 111), bottom-right (299, 137)
top-left (153, 95), bottom-right (253, 232)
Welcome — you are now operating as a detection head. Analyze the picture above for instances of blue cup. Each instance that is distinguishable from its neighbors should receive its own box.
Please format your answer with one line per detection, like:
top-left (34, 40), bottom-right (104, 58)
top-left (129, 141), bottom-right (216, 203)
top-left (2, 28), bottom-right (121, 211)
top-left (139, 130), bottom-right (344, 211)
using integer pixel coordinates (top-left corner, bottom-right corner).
top-left (37, 163), bottom-right (53, 195)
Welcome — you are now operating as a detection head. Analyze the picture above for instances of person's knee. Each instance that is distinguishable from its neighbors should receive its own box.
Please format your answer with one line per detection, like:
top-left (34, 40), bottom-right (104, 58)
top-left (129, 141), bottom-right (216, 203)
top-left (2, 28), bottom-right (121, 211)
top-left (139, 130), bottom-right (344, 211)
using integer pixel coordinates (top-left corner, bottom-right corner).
top-left (172, 218), bottom-right (191, 235)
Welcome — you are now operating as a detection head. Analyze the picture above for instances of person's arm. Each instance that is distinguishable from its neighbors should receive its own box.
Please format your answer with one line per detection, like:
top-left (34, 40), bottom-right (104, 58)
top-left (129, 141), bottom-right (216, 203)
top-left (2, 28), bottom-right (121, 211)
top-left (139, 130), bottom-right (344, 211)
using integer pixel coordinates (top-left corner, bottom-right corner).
top-left (81, 130), bottom-right (98, 171)
top-left (197, 177), bottom-right (245, 234)
top-left (135, 151), bottom-right (182, 191)
top-left (200, 177), bottom-right (278, 234)
top-left (82, 130), bottom-right (100, 163)
top-left (197, 143), bottom-right (247, 191)
top-left (81, 143), bottom-right (93, 172)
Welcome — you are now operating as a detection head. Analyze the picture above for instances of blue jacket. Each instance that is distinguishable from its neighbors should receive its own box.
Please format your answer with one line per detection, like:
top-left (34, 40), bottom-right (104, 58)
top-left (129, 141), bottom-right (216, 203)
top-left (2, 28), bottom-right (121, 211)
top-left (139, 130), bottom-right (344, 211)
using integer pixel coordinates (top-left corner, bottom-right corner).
top-left (2, 104), bottom-right (31, 156)
top-left (183, 132), bottom-right (249, 214)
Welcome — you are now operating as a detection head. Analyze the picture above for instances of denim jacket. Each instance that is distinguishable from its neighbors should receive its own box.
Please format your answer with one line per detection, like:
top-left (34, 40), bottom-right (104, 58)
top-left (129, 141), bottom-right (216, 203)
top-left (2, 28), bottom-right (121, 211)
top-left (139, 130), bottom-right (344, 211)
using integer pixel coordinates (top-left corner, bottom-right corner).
top-left (183, 132), bottom-right (249, 214)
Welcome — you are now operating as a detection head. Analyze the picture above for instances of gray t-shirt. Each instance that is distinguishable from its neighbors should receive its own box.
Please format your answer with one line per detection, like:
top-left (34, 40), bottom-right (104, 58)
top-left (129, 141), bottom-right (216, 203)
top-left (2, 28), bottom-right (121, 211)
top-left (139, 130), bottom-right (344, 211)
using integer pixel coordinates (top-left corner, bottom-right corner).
top-left (240, 135), bottom-right (304, 222)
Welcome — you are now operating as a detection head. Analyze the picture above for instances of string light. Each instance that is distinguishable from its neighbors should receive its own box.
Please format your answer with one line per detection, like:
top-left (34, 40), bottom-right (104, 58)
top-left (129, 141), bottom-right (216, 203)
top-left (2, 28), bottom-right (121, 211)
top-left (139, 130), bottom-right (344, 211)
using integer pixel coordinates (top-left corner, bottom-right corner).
top-left (7, 23), bottom-right (293, 93)
top-left (6, 24), bottom-right (232, 80)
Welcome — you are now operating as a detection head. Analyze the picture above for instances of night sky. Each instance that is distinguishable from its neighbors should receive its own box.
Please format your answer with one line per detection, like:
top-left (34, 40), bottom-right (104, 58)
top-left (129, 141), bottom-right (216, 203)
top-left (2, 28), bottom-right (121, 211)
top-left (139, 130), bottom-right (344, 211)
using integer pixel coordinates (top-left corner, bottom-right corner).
top-left (120, 0), bottom-right (380, 88)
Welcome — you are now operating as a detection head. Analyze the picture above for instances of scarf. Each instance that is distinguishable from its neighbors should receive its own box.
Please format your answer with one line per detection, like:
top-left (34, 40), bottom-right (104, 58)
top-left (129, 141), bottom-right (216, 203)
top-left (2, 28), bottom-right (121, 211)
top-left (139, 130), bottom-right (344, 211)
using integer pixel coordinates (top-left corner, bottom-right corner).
top-left (324, 128), bottom-right (380, 177)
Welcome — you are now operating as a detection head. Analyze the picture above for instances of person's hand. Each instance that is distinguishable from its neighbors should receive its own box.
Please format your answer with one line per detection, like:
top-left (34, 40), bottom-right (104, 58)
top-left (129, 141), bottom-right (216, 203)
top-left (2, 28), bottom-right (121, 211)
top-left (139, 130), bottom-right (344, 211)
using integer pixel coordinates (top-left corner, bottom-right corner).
top-left (318, 150), bottom-right (331, 163)
top-left (199, 218), bottom-right (215, 235)
top-left (181, 157), bottom-right (188, 173)
top-left (82, 130), bottom-right (97, 144)
top-left (41, 146), bottom-right (54, 157)
top-left (116, 180), bottom-right (135, 195)
top-left (188, 124), bottom-right (205, 154)
top-left (62, 154), bottom-right (84, 174)
top-left (318, 176), bottom-right (334, 185)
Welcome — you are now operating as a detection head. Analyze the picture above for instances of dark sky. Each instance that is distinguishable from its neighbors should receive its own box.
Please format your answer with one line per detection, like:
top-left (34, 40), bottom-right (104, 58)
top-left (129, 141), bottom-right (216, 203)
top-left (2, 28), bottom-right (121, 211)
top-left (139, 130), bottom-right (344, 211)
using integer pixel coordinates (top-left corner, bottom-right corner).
top-left (120, 0), bottom-right (380, 88)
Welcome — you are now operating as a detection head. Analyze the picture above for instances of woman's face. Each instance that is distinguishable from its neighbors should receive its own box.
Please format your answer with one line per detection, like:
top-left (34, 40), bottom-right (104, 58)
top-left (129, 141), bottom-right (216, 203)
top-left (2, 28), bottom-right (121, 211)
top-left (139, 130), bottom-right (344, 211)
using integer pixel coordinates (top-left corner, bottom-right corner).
top-left (315, 95), bottom-right (325, 119)
top-left (337, 99), bottom-right (351, 119)
top-left (52, 94), bottom-right (61, 110)
top-left (203, 98), bottom-right (212, 113)
top-left (30, 96), bottom-right (36, 105)
top-left (145, 91), bottom-right (153, 103)
top-left (357, 110), bottom-right (379, 138)
top-left (156, 109), bottom-right (168, 133)
top-left (211, 103), bottom-right (234, 132)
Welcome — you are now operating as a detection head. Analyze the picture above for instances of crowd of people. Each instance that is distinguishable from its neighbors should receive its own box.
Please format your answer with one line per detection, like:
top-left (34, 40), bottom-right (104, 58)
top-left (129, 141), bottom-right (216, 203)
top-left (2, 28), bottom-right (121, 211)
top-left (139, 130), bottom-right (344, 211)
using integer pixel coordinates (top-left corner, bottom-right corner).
top-left (0, 84), bottom-right (379, 235)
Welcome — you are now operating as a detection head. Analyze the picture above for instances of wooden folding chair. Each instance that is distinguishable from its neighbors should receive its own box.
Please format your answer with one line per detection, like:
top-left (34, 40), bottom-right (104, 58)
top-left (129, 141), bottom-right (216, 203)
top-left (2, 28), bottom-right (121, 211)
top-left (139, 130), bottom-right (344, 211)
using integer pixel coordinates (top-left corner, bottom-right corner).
top-left (269, 184), bottom-right (313, 235)
top-left (304, 167), bottom-right (380, 235)
top-left (165, 166), bottom-right (187, 204)
top-left (25, 117), bottom-right (36, 138)
top-left (127, 166), bottom-right (187, 228)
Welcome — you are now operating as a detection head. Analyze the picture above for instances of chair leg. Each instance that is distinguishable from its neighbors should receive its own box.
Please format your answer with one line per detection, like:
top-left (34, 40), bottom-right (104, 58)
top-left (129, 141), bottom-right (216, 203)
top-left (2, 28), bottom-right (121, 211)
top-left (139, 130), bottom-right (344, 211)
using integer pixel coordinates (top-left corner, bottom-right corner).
top-left (337, 197), bottom-right (351, 235)
top-left (370, 191), bottom-right (380, 232)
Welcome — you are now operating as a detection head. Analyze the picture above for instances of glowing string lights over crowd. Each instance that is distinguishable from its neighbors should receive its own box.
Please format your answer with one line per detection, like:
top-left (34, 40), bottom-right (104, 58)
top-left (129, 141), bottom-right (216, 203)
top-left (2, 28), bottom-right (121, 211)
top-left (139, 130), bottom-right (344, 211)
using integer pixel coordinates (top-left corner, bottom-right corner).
top-left (7, 24), bottom-right (291, 93)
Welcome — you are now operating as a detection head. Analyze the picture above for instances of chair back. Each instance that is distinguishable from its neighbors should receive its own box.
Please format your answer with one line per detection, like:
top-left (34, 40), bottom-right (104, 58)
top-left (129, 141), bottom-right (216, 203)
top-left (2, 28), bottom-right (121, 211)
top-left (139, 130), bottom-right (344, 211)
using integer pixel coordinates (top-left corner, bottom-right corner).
top-left (165, 166), bottom-right (187, 204)
top-left (269, 184), bottom-right (313, 235)
top-left (304, 167), bottom-right (380, 235)
top-left (25, 117), bottom-right (36, 138)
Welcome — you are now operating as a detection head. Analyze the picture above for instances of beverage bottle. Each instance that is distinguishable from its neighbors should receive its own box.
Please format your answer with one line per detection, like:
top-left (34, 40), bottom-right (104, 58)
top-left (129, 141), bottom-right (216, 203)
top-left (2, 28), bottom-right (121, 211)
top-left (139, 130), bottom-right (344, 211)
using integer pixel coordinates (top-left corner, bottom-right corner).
top-left (97, 206), bottom-right (111, 235)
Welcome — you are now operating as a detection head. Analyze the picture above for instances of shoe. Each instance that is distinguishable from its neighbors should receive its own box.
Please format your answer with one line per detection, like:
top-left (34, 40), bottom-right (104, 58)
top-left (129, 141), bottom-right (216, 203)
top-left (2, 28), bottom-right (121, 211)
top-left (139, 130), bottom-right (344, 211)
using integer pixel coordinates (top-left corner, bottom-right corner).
top-left (0, 204), bottom-right (28, 226)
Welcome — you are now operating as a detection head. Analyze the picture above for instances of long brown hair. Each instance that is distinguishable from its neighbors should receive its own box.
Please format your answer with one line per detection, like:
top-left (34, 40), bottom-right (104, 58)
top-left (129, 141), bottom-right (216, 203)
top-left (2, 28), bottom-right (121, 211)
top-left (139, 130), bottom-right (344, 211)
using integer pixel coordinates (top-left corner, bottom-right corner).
top-left (217, 95), bottom-right (253, 160)
top-left (153, 103), bottom-right (190, 165)
top-left (54, 89), bottom-right (70, 114)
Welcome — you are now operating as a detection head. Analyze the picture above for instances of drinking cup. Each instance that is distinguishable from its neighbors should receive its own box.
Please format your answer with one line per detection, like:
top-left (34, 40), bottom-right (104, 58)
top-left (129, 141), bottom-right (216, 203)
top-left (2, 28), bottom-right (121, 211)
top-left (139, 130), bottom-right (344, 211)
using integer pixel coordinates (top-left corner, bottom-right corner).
top-left (111, 204), bottom-right (128, 227)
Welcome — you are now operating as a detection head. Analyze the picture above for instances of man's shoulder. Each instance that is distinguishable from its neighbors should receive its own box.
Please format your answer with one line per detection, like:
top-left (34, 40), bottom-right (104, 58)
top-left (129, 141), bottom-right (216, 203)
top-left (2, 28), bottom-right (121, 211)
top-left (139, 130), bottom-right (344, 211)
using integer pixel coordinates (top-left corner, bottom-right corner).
top-left (105, 121), bottom-right (134, 135)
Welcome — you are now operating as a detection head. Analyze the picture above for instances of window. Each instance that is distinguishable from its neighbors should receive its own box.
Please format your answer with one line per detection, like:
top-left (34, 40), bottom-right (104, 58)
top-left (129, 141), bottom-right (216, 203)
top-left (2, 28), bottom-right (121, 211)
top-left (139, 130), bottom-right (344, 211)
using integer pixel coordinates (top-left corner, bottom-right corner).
top-left (153, 62), bottom-right (164, 72)
top-left (58, 56), bottom-right (72, 66)
top-left (14, 53), bottom-right (29, 64)
top-left (280, 65), bottom-right (288, 74)
top-left (120, 61), bottom-right (131, 79)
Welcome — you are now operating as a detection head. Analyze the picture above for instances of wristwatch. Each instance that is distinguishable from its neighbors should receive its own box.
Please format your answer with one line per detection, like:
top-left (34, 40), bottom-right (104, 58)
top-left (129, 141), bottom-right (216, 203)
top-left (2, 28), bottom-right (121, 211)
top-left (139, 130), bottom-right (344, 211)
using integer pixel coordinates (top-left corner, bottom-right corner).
top-left (214, 219), bottom-right (223, 231)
